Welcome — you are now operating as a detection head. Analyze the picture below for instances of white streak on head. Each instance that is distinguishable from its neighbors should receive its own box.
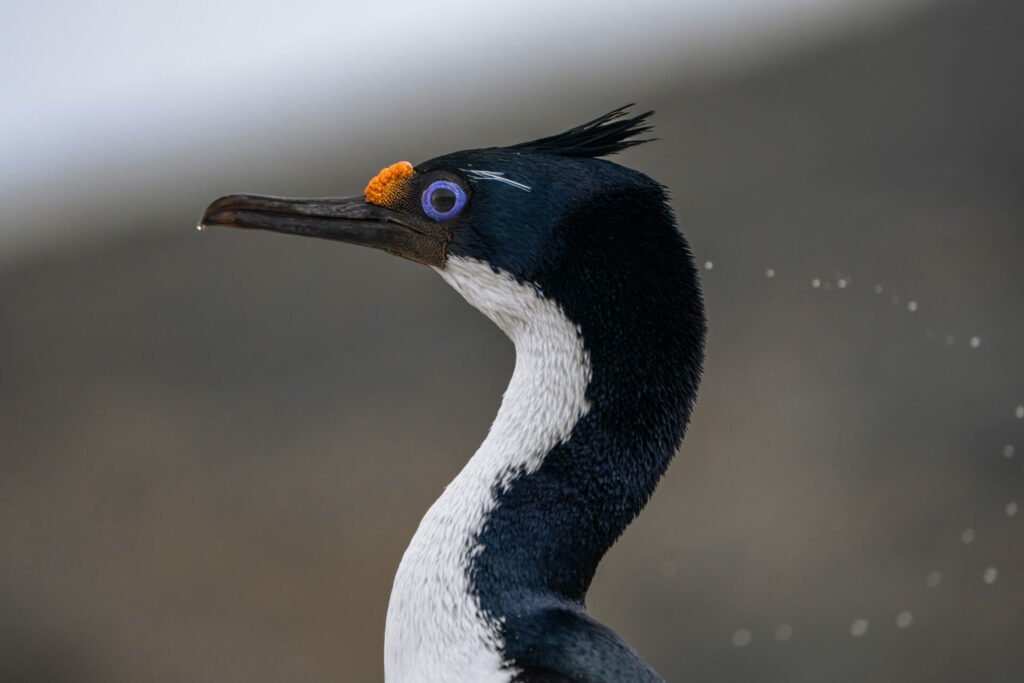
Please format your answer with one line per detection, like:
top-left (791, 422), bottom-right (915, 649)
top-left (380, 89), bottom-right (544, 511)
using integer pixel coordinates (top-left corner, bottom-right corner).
top-left (460, 169), bottom-right (532, 192)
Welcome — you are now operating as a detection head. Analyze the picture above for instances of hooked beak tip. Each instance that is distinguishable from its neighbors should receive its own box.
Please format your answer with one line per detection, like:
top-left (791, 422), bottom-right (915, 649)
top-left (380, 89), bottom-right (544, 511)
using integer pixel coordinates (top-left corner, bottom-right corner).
top-left (197, 194), bottom-right (260, 232)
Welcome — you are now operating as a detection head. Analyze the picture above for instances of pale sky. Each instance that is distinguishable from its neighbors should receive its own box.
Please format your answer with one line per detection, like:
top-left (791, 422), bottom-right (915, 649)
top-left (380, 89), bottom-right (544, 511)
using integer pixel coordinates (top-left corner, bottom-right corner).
top-left (0, 0), bottom-right (925, 257)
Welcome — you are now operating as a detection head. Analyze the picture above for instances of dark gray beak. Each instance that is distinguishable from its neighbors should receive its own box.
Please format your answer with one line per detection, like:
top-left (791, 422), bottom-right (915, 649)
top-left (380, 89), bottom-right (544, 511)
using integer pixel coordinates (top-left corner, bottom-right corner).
top-left (199, 194), bottom-right (446, 267)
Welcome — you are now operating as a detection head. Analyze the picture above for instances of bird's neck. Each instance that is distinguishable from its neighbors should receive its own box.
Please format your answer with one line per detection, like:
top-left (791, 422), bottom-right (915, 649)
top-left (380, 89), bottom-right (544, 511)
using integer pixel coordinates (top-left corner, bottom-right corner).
top-left (384, 258), bottom-right (593, 681)
top-left (446, 193), bottom-right (705, 617)
top-left (384, 242), bottom-right (703, 680)
top-left (461, 255), bottom-right (703, 610)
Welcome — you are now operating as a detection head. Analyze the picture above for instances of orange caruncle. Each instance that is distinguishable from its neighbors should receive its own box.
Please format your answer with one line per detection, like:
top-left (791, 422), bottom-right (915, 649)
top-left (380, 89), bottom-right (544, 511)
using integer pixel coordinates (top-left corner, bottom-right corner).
top-left (364, 161), bottom-right (415, 207)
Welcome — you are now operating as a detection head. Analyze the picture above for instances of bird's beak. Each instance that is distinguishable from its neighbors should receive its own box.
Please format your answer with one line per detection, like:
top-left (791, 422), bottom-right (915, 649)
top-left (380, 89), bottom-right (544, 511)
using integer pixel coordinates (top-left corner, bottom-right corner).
top-left (199, 194), bottom-right (446, 267)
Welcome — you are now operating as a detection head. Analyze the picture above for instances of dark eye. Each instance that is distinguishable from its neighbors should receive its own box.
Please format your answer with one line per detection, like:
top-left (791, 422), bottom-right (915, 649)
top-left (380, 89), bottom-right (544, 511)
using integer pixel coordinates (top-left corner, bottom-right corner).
top-left (421, 180), bottom-right (467, 221)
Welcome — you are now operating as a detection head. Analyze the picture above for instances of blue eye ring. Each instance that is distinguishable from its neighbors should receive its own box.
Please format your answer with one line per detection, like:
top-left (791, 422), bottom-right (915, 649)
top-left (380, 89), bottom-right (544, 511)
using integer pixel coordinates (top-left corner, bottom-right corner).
top-left (421, 180), bottom-right (467, 221)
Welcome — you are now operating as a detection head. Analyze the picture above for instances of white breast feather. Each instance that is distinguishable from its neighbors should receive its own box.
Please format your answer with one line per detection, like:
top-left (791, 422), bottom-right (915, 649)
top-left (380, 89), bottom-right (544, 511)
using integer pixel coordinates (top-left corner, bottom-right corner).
top-left (383, 256), bottom-right (592, 682)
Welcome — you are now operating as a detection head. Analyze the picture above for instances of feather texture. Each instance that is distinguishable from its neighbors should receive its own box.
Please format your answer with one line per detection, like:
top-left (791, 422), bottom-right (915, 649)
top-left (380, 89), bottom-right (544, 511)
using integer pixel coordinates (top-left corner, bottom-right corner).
top-left (509, 105), bottom-right (654, 158)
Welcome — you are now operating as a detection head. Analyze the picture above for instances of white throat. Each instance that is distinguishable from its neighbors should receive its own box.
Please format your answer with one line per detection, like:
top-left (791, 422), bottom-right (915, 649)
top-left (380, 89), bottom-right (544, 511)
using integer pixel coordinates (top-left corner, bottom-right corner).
top-left (383, 256), bottom-right (592, 683)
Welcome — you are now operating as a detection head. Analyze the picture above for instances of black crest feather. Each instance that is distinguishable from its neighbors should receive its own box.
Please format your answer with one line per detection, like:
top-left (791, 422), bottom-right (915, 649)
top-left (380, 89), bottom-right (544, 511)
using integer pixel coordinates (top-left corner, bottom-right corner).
top-left (510, 105), bottom-right (654, 158)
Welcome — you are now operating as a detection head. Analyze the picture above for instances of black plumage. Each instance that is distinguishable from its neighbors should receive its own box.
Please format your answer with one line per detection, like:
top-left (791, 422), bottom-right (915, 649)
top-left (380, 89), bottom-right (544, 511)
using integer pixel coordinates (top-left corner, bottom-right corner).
top-left (511, 105), bottom-right (655, 158)
top-left (201, 107), bottom-right (705, 683)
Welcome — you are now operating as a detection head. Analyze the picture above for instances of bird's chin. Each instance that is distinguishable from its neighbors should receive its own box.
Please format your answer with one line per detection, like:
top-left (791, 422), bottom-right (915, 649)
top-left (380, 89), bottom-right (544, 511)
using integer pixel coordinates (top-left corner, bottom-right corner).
top-left (198, 194), bottom-right (447, 267)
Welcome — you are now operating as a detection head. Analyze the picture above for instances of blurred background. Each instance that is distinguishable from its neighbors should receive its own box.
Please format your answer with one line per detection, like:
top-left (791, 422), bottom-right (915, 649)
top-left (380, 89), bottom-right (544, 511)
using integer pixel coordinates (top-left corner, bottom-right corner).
top-left (2, 0), bottom-right (1022, 680)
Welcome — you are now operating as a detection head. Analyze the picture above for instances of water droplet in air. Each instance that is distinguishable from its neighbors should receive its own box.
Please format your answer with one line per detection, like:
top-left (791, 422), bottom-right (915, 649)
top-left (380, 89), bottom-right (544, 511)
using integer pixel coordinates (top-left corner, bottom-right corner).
top-left (812, 278), bottom-right (821, 288)
top-left (1006, 501), bottom-right (1018, 517)
top-left (969, 336), bottom-right (981, 348)
top-left (704, 260), bottom-right (714, 270)
top-left (896, 611), bottom-right (914, 629)
top-left (891, 294), bottom-right (901, 304)
top-left (1016, 405), bottom-right (1024, 419)
top-left (765, 268), bottom-right (775, 278)
top-left (945, 335), bottom-right (955, 346)
top-left (732, 629), bottom-right (752, 647)
top-left (961, 528), bottom-right (975, 544)
top-left (874, 284), bottom-right (884, 294)
top-left (774, 624), bottom-right (793, 642)
top-left (907, 301), bottom-right (918, 312)
top-left (983, 567), bottom-right (999, 584)
top-left (1004, 444), bottom-right (1016, 459)
top-left (850, 619), bottom-right (869, 637)
top-left (925, 570), bottom-right (942, 587)
top-left (925, 329), bottom-right (935, 340)
top-left (838, 278), bottom-right (848, 289)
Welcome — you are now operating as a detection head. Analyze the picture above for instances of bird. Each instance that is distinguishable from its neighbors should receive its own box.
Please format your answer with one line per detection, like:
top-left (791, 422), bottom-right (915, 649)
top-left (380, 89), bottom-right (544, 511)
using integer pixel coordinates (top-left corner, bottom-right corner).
top-left (200, 106), bottom-right (706, 683)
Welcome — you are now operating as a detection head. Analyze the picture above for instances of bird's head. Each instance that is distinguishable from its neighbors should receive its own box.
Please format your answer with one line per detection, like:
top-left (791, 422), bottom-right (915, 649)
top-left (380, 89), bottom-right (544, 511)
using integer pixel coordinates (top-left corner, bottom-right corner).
top-left (201, 107), bottom-right (697, 338)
